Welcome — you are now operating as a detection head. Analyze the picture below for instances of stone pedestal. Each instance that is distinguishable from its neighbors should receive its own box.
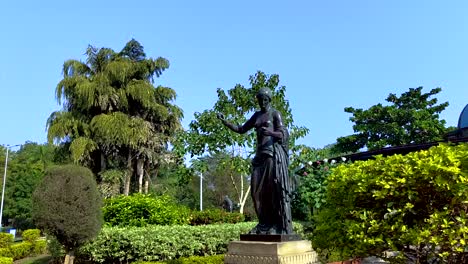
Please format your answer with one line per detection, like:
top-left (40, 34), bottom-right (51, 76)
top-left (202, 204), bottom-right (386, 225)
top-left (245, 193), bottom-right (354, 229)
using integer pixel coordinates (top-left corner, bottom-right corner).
top-left (224, 240), bottom-right (319, 264)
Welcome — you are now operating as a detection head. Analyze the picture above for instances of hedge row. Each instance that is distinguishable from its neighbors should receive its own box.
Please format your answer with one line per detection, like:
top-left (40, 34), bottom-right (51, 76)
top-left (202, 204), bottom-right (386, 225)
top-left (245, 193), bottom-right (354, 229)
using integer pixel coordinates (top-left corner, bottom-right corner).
top-left (80, 222), bottom-right (304, 263)
top-left (0, 229), bottom-right (47, 261)
top-left (136, 255), bottom-right (224, 264)
top-left (189, 209), bottom-right (244, 225)
top-left (0, 257), bottom-right (12, 264)
top-left (103, 194), bottom-right (191, 227)
top-left (103, 195), bottom-right (246, 227)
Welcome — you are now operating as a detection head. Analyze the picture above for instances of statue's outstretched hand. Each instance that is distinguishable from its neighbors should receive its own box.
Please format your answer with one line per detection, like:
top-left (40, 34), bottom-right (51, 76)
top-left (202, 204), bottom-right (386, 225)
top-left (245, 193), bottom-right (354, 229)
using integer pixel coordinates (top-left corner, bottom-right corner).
top-left (217, 113), bottom-right (225, 121)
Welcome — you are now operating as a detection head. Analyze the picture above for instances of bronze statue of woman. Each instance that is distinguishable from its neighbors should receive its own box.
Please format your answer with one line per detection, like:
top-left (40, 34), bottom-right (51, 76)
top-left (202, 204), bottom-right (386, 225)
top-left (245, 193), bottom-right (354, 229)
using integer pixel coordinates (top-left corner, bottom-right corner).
top-left (217, 87), bottom-right (293, 235)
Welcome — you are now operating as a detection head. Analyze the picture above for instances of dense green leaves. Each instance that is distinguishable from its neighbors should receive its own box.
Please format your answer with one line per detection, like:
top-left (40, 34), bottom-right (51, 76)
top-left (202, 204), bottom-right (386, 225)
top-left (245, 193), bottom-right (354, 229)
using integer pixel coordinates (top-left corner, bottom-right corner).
top-left (32, 165), bottom-right (102, 251)
top-left (47, 39), bottom-right (183, 195)
top-left (80, 222), bottom-right (305, 263)
top-left (2, 143), bottom-right (57, 230)
top-left (190, 209), bottom-right (245, 225)
top-left (313, 143), bottom-right (468, 263)
top-left (102, 194), bottom-right (191, 227)
top-left (334, 87), bottom-right (449, 153)
top-left (174, 71), bottom-right (308, 213)
top-left (177, 71), bottom-right (308, 158)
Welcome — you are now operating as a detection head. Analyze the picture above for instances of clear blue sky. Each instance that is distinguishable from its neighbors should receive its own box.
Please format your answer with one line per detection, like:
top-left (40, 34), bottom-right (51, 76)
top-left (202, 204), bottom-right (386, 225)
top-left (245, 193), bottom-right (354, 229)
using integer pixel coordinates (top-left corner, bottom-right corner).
top-left (1, 0), bottom-right (467, 149)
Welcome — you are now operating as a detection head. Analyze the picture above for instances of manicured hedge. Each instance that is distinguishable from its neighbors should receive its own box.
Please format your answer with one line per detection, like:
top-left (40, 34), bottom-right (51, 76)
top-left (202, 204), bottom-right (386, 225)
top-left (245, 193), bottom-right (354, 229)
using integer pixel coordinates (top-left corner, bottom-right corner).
top-left (103, 194), bottom-right (191, 227)
top-left (137, 255), bottom-right (224, 264)
top-left (22, 229), bottom-right (41, 243)
top-left (190, 209), bottom-right (245, 225)
top-left (81, 222), bottom-right (304, 263)
top-left (0, 229), bottom-right (47, 261)
top-left (0, 234), bottom-right (13, 249)
top-left (0, 257), bottom-right (12, 264)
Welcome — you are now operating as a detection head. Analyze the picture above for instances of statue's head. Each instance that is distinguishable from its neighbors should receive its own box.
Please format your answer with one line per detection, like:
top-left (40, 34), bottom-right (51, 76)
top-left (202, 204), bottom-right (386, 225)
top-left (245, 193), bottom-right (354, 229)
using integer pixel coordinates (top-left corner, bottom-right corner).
top-left (256, 87), bottom-right (272, 111)
top-left (256, 87), bottom-right (272, 99)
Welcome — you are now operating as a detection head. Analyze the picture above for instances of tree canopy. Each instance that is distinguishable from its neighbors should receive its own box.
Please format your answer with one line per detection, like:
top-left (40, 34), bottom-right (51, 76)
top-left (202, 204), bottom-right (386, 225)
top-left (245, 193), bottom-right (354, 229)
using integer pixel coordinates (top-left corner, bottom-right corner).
top-left (174, 71), bottom-right (309, 212)
top-left (176, 71), bottom-right (308, 158)
top-left (333, 87), bottom-right (449, 153)
top-left (47, 39), bottom-right (183, 195)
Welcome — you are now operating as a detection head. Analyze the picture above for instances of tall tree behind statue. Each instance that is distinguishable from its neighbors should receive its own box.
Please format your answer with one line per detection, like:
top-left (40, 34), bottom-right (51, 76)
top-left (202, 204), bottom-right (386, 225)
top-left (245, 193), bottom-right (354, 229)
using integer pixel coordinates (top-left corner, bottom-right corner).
top-left (175, 71), bottom-right (309, 214)
top-left (47, 39), bottom-right (183, 195)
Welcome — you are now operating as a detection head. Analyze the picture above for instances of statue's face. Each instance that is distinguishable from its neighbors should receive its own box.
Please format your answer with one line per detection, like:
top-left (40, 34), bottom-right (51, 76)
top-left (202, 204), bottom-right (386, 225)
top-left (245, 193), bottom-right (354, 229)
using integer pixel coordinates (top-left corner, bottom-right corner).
top-left (257, 94), bottom-right (270, 111)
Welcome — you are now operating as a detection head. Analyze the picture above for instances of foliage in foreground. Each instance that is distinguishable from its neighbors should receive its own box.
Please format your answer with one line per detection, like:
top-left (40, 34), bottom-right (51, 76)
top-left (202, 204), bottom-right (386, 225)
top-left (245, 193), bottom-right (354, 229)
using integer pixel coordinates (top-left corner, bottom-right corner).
top-left (136, 255), bottom-right (224, 264)
top-left (312, 143), bottom-right (468, 263)
top-left (0, 229), bottom-right (47, 262)
top-left (103, 194), bottom-right (191, 227)
top-left (189, 209), bottom-right (245, 225)
top-left (80, 222), bottom-right (304, 263)
top-left (0, 257), bottom-right (12, 264)
top-left (32, 165), bottom-right (102, 263)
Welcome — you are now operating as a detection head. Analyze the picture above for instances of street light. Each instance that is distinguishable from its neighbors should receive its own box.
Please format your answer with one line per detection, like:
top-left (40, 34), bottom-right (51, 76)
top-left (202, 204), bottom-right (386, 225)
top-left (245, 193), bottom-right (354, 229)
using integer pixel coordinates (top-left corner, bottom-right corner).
top-left (199, 172), bottom-right (203, 211)
top-left (1, 144), bottom-right (20, 230)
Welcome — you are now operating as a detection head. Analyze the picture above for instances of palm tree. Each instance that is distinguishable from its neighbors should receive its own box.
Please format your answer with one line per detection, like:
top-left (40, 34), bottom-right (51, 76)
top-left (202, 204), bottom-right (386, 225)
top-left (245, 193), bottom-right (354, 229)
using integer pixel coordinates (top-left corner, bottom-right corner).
top-left (47, 39), bottom-right (182, 195)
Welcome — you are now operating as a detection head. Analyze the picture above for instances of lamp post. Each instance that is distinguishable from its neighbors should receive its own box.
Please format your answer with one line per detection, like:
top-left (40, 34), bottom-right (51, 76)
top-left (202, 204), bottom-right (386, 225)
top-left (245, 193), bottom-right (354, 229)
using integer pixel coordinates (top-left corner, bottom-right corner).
top-left (199, 172), bottom-right (203, 211)
top-left (1, 144), bottom-right (20, 230)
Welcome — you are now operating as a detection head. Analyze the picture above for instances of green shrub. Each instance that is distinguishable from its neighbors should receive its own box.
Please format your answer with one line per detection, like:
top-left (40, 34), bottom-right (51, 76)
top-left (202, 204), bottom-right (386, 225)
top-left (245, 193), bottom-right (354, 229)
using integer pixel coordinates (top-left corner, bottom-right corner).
top-left (0, 257), bottom-right (12, 264)
top-left (190, 209), bottom-right (245, 225)
top-left (0, 248), bottom-right (11, 258)
top-left (22, 229), bottom-right (41, 243)
top-left (46, 235), bottom-right (65, 259)
top-left (0, 234), bottom-right (13, 248)
top-left (81, 222), bottom-right (304, 263)
top-left (313, 143), bottom-right (468, 263)
top-left (9, 241), bottom-right (32, 260)
top-left (137, 255), bottom-right (225, 264)
top-left (33, 239), bottom-right (47, 255)
top-left (103, 194), bottom-right (191, 227)
top-left (32, 164), bottom-right (102, 255)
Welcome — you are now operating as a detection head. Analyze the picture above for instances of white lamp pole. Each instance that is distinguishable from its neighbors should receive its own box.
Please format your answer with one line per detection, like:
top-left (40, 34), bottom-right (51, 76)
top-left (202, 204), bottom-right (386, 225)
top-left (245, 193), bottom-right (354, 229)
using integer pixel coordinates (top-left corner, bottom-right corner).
top-left (1, 144), bottom-right (20, 230)
top-left (199, 172), bottom-right (203, 211)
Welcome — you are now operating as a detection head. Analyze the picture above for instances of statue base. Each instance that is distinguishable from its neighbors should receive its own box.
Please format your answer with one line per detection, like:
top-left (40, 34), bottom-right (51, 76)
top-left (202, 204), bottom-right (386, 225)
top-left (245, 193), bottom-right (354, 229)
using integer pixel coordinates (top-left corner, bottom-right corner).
top-left (224, 240), bottom-right (319, 264)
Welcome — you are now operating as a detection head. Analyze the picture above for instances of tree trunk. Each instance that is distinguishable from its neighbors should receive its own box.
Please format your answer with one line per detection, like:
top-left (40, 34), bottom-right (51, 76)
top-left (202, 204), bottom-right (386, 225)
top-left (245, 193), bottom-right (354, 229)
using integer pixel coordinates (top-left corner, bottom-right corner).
top-left (100, 151), bottom-right (106, 172)
top-left (143, 159), bottom-right (150, 194)
top-left (64, 250), bottom-right (75, 264)
top-left (144, 177), bottom-right (149, 194)
top-left (137, 158), bottom-right (144, 193)
top-left (239, 185), bottom-right (251, 214)
top-left (124, 151), bottom-right (133, 196)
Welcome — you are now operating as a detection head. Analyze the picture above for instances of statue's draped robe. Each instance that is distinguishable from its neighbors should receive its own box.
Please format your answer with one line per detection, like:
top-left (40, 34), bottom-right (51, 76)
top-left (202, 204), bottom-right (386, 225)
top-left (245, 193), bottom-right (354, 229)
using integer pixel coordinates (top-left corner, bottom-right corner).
top-left (245, 109), bottom-right (293, 234)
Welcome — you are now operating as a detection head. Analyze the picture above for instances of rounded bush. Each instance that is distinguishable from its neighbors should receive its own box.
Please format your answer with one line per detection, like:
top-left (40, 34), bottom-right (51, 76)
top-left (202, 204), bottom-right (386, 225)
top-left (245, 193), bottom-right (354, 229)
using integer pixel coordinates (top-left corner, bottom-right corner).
top-left (21, 229), bottom-right (40, 243)
top-left (32, 164), bottom-right (102, 251)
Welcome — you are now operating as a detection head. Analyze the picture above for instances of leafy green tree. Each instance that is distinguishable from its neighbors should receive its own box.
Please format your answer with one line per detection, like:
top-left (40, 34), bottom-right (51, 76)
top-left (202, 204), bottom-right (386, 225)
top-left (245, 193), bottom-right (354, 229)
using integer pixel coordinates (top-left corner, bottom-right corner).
top-left (32, 165), bottom-right (102, 264)
top-left (333, 87), bottom-right (449, 153)
top-left (189, 152), bottom-right (255, 213)
top-left (3, 143), bottom-right (56, 229)
top-left (175, 71), bottom-right (309, 213)
top-left (289, 144), bottom-right (346, 221)
top-left (47, 39), bottom-right (183, 195)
